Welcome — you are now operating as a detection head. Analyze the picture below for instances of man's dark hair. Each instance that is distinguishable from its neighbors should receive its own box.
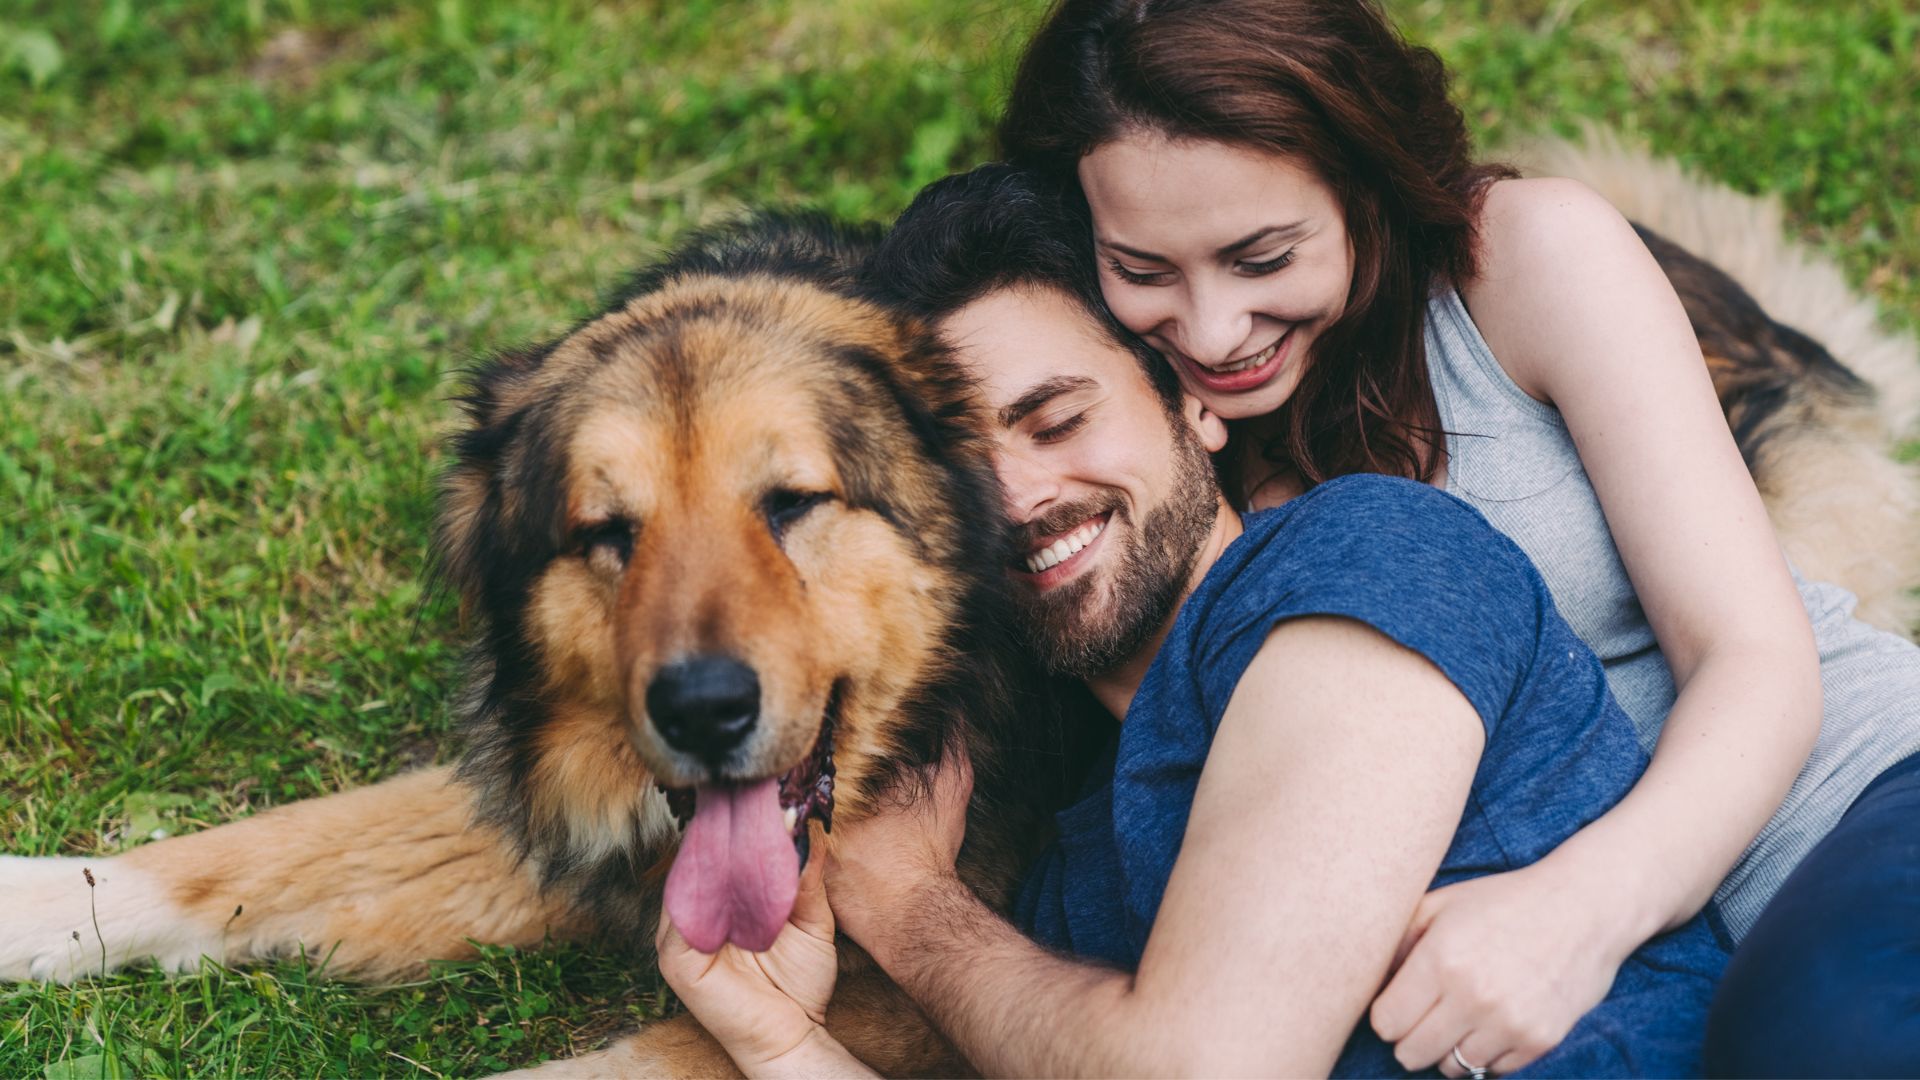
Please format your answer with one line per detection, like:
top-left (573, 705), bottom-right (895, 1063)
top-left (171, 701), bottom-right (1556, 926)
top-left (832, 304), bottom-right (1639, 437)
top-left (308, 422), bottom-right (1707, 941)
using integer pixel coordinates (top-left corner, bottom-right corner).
top-left (864, 163), bottom-right (1182, 407)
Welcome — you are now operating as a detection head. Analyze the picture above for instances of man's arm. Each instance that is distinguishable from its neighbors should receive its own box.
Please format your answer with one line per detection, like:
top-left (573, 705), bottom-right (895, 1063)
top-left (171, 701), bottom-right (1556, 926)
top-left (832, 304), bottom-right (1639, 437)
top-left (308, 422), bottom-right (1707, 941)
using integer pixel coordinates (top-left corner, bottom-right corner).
top-left (831, 616), bottom-right (1486, 1077)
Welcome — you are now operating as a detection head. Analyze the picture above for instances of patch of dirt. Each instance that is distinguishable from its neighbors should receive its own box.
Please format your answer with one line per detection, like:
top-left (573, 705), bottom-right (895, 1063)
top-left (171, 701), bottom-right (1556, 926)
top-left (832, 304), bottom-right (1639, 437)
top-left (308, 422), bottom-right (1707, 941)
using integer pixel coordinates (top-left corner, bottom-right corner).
top-left (249, 28), bottom-right (340, 90)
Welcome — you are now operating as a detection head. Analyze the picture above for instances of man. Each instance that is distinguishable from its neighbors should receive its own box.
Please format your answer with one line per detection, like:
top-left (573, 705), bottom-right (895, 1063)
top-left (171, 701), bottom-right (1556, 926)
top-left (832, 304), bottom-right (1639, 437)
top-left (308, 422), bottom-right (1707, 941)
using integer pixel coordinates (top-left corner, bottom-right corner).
top-left (664, 165), bottom-right (1728, 1077)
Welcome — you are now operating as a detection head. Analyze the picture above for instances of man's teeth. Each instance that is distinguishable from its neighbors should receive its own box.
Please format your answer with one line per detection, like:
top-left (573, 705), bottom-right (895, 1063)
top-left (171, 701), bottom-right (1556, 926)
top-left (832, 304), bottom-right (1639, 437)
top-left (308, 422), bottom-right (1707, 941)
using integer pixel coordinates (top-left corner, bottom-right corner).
top-left (1206, 337), bottom-right (1280, 374)
top-left (1024, 518), bottom-right (1105, 573)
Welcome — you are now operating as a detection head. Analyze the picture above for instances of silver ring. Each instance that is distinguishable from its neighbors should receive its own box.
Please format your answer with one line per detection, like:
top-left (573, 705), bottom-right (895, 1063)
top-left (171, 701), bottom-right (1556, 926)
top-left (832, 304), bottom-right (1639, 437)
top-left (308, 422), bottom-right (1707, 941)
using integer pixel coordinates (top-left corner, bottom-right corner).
top-left (1452, 1047), bottom-right (1490, 1080)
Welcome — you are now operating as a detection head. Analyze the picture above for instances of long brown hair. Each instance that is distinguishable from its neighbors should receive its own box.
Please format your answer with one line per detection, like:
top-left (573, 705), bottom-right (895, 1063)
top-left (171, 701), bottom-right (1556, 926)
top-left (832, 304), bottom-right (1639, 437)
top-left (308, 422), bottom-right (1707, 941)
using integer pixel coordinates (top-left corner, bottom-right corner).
top-left (998, 0), bottom-right (1514, 486)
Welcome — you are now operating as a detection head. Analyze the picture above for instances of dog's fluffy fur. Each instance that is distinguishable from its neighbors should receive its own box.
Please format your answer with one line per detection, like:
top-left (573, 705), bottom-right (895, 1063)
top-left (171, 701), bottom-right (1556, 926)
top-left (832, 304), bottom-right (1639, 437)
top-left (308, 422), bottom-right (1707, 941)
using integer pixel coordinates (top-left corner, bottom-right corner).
top-left (1513, 130), bottom-right (1920, 635)
top-left (2, 144), bottom-right (1917, 1077)
top-left (2, 216), bottom-right (1096, 1076)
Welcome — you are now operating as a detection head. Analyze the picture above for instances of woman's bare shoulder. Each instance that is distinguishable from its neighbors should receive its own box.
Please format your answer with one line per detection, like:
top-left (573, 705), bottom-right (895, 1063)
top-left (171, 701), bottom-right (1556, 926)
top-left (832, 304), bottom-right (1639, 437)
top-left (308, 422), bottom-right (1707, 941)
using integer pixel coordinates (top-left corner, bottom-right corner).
top-left (1461, 176), bottom-right (1657, 397)
top-left (1469, 176), bottom-right (1637, 287)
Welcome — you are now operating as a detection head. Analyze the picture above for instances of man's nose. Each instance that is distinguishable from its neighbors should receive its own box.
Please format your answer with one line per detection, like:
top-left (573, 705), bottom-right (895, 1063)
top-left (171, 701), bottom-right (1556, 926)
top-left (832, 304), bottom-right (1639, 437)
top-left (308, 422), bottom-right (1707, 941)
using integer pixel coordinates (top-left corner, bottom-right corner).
top-left (995, 445), bottom-right (1060, 524)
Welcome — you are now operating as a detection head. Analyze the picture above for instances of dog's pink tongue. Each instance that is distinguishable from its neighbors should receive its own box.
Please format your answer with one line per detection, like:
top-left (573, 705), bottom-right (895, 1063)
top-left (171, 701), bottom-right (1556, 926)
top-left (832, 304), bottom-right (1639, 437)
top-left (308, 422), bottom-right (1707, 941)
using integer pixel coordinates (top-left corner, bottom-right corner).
top-left (664, 778), bottom-right (799, 954)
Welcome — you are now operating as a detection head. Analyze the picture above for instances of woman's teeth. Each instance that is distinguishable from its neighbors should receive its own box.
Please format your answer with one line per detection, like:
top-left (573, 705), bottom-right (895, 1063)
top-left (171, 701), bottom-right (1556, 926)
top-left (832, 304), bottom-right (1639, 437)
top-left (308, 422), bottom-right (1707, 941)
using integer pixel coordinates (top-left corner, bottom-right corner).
top-left (1024, 518), bottom-right (1105, 574)
top-left (1205, 336), bottom-right (1281, 374)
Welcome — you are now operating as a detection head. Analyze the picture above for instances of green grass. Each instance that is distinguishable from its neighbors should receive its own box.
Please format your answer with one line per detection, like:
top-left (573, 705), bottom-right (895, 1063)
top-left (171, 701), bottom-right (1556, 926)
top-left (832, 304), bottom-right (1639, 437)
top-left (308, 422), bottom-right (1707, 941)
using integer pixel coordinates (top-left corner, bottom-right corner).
top-left (2, 0), bottom-right (1916, 1075)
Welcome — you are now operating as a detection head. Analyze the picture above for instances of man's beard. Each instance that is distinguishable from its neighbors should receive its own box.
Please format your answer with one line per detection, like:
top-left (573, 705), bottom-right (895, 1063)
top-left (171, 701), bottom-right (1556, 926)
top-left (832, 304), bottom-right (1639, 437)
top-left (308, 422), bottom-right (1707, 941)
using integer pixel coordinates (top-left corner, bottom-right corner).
top-left (1010, 420), bottom-right (1220, 680)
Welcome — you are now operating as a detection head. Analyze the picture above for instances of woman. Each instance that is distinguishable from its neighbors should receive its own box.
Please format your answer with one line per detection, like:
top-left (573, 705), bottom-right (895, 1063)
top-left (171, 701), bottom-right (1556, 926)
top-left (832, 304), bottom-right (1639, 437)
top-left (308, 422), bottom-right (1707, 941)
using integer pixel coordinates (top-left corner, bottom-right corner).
top-left (990, 0), bottom-right (1920, 1075)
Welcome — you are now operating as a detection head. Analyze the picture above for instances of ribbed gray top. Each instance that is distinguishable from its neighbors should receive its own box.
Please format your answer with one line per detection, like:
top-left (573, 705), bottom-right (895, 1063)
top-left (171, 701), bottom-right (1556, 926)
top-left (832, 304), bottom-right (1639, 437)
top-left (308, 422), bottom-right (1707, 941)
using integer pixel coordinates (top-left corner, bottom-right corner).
top-left (1424, 286), bottom-right (1920, 940)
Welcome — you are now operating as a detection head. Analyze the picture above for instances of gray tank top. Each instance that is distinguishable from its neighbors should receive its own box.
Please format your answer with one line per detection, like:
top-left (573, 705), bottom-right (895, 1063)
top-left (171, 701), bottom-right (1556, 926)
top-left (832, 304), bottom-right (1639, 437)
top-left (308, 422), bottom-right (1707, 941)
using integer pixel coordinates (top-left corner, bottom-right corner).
top-left (1424, 287), bottom-right (1920, 940)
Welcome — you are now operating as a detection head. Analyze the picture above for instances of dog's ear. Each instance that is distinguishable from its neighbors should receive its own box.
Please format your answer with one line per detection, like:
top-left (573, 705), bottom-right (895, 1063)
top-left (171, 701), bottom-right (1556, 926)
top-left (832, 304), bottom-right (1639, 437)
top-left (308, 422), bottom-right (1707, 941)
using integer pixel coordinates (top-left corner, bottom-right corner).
top-left (435, 341), bottom-right (557, 620)
top-left (455, 341), bottom-right (554, 435)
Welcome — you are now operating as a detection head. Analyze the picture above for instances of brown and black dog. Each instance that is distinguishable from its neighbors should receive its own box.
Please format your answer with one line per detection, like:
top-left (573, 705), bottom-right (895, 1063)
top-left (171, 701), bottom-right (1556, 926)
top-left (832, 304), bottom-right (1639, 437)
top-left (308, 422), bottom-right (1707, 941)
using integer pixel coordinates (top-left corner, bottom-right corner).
top-left (2, 154), bottom-right (1917, 1076)
top-left (0, 216), bottom-right (1100, 1075)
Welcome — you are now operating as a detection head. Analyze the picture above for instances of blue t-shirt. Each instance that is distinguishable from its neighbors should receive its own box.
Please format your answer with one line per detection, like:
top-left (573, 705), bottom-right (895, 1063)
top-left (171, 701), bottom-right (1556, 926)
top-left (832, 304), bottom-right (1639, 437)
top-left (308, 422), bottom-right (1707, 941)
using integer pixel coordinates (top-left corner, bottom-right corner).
top-left (1015, 475), bottom-right (1727, 1077)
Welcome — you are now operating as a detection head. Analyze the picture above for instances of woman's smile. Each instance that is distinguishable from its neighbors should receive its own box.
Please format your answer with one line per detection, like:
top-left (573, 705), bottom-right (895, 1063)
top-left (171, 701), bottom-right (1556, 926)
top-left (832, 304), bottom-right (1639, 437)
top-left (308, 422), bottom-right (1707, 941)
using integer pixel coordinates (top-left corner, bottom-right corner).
top-left (1167, 327), bottom-right (1293, 395)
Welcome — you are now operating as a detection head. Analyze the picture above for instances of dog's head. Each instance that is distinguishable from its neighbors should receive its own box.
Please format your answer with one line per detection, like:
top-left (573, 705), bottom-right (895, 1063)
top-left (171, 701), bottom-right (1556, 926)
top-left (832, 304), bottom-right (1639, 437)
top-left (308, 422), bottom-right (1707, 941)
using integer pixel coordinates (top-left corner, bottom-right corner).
top-left (439, 215), bottom-right (1012, 951)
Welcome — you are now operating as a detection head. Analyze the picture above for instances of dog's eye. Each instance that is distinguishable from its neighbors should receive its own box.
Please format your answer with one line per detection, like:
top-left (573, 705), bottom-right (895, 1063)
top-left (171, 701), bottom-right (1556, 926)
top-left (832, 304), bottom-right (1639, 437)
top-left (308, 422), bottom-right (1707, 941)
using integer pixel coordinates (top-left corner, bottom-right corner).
top-left (574, 517), bottom-right (635, 569)
top-left (762, 489), bottom-right (832, 541)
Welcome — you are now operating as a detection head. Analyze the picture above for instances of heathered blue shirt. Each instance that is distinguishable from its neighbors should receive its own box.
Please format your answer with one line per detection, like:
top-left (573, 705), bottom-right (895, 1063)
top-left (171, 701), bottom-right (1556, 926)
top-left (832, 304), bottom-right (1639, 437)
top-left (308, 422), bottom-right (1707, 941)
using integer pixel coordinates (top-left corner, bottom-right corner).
top-left (1014, 475), bottom-right (1727, 1077)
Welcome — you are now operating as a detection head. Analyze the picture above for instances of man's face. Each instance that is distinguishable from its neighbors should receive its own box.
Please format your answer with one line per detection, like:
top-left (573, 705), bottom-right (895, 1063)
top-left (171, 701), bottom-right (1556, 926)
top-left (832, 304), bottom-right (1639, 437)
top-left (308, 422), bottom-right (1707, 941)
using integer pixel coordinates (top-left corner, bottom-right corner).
top-left (939, 287), bottom-right (1226, 679)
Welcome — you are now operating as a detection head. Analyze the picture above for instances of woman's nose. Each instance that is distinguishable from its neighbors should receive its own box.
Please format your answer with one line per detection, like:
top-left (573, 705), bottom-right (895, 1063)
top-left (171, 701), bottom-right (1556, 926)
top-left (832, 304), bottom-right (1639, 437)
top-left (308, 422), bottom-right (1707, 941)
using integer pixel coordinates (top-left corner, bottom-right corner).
top-left (1179, 280), bottom-right (1255, 366)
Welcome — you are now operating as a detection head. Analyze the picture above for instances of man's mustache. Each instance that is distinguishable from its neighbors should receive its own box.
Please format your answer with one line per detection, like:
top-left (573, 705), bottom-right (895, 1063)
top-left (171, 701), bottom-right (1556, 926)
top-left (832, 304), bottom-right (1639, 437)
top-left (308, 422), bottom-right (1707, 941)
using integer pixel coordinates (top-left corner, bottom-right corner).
top-left (1006, 494), bottom-right (1124, 558)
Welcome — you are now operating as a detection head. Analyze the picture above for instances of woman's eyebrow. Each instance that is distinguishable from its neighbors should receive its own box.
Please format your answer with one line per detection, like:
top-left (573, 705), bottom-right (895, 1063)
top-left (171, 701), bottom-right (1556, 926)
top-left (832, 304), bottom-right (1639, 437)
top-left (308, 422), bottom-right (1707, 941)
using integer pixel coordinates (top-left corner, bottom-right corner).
top-left (1098, 237), bottom-right (1169, 262)
top-left (1216, 222), bottom-right (1309, 256)
top-left (1097, 221), bottom-right (1310, 262)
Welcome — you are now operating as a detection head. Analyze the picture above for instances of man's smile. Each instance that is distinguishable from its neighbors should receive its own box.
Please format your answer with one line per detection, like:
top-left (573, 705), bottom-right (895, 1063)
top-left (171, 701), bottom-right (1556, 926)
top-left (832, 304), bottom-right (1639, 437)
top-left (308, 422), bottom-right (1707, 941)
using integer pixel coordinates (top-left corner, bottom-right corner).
top-left (1015, 511), bottom-right (1112, 587)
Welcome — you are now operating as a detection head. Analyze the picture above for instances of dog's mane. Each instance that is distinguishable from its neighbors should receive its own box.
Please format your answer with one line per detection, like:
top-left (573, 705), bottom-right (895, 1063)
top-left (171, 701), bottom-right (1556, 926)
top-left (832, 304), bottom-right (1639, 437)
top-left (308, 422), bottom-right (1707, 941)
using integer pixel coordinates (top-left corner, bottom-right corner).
top-left (609, 210), bottom-right (885, 307)
top-left (436, 214), bottom-right (1100, 938)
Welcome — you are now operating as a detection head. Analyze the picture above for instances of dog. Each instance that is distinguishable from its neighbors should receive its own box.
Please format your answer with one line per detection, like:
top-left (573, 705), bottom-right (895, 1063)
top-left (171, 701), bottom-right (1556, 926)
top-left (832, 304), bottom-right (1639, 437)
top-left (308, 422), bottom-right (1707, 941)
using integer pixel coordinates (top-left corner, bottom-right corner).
top-left (3, 166), bottom-right (1917, 1076)
top-left (0, 215), bottom-right (1099, 1076)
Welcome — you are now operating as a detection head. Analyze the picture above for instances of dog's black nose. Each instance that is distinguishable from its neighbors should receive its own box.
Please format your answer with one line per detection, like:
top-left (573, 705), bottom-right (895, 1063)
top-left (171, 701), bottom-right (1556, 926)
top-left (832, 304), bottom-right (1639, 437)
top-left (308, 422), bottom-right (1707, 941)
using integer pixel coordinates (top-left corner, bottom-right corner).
top-left (646, 656), bottom-right (760, 764)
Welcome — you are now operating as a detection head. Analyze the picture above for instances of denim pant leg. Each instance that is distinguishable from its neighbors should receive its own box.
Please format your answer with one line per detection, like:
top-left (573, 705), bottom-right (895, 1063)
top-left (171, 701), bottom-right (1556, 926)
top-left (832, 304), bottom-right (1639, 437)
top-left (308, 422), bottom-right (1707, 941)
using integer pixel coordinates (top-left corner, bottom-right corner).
top-left (1704, 750), bottom-right (1920, 1078)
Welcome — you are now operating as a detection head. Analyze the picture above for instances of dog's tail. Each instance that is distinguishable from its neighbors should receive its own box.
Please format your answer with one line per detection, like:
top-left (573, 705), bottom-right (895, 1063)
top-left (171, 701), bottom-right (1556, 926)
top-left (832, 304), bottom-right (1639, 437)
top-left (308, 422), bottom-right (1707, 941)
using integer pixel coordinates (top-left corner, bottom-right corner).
top-left (1503, 128), bottom-right (1920, 636)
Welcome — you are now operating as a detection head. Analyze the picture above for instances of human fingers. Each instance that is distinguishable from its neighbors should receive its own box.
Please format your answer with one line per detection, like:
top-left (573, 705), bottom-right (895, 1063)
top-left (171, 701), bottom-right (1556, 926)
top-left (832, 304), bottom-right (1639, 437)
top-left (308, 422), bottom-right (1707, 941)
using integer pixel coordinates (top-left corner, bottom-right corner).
top-left (653, 908), bottom-right (721, 998)
top-left (1369, 945), bottom-right (1441, 1046)
top-left (654, 904), bottom-right (676, 957)
top-left (1483, 1035), bottom-right (1553, 1076)
top-left (1385, 891), bottom-right (1440, 977)
top-left (1391, 990), bottom-right (1477, 1073)
top-left (790, 831), bottom-right (834, 938)
top-left (1435, 1032), bottom-right (1504, 1079)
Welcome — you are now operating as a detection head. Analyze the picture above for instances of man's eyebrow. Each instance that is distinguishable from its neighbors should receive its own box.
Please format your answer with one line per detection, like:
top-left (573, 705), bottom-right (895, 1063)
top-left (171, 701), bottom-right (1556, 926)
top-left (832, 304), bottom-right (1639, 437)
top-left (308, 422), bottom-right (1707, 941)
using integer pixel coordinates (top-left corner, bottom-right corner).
top-left (1098, 221), bottom-right (1310, 263)
top-left (998, 375), bottom-right (1098, 429)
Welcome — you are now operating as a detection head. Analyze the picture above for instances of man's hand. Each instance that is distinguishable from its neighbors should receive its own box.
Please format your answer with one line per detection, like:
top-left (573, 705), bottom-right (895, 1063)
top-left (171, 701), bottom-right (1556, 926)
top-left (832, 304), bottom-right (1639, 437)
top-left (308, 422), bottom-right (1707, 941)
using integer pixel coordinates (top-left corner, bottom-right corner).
top-left (657, 839), bottom-right (866, 1077)
top-left (823, 747), bottom-right (973, 961)
top-left (1368, 858), bottom-right (1638, 1075)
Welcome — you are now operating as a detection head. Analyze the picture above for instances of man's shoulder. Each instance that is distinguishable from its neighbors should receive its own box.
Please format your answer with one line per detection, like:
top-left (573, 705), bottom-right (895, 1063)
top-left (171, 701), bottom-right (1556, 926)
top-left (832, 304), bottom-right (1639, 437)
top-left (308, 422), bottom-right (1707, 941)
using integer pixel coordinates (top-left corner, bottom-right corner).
top-left (1176, 473), bottom-right (1563, 740)
top-left (1234, 474), bottom-right (1512, 575)
top-left (1187, 473), bottom-right (1547, 665)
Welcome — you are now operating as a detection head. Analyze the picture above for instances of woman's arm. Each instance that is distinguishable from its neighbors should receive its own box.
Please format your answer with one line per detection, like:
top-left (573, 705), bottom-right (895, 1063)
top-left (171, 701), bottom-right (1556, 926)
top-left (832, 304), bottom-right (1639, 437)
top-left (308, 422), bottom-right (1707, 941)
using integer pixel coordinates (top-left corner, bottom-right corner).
top-left (830, 616), bottom-right (1485, 1077)
top-left (1474, 176), bottom-right (1820, 930)
top-left (1374, 177), bottom-right (1821, 1074)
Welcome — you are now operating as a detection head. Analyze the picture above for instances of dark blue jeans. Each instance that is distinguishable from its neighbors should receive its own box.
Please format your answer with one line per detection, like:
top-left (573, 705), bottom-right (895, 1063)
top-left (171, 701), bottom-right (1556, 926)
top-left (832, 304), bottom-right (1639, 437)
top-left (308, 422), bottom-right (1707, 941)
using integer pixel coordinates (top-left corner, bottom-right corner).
top-left (1704, 750), bottom-right (1920, 1078)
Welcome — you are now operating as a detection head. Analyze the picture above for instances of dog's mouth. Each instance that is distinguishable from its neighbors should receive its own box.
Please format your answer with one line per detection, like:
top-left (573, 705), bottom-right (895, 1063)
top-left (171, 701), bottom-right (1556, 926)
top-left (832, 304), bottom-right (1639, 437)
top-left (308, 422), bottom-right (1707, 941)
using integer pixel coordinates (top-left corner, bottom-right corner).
top-left (655, 687), bottom-right (838, 954)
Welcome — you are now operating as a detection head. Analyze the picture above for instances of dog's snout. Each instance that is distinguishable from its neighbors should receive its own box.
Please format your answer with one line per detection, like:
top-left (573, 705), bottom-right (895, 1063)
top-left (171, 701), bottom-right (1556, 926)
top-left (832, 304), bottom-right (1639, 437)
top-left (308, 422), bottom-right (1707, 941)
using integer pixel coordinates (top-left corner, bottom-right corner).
top-left (645, 656), bottom-right (760, 764)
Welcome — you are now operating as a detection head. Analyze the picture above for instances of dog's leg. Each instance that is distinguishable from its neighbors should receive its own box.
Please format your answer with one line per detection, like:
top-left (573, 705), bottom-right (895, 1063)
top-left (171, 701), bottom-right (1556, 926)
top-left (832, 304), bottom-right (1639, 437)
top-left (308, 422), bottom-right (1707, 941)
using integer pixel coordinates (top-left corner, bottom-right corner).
top-left (0, 767), bottom-right (586, 983)
top-left (500, 1015), bottom-right (740, 1079)
top-left (502, 966), bottom-right (968, 1079)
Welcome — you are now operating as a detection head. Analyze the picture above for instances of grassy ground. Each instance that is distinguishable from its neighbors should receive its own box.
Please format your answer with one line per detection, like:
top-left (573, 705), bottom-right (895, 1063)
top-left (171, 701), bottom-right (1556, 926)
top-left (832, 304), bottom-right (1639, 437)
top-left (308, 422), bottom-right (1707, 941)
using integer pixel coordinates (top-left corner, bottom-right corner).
top-left (3, 0), bottom-right (1916, 1075)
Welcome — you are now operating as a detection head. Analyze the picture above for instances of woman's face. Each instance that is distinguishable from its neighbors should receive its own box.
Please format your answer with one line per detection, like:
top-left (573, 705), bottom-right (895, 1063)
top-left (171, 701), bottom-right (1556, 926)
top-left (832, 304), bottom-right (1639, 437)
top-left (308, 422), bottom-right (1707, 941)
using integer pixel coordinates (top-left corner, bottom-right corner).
top-left (1079, 132), bottom-right (1354, 421)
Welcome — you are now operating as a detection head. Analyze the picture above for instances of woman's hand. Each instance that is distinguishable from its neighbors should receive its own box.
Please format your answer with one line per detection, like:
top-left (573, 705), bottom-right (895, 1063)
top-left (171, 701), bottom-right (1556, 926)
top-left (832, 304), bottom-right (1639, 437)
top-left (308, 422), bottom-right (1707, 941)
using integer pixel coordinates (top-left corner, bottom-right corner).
top-left (658, 841), bottom-right (871, 1077)
top-left (1368, 858), bottom-right (1639, 1076)
top-left (823, 748), bottom-right (973, 961)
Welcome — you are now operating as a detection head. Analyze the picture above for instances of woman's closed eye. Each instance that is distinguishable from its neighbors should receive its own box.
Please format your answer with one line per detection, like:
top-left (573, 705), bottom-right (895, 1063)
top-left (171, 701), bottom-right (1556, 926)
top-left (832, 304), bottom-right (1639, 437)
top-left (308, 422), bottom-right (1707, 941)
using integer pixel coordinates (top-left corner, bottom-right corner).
top-left (1237, 248), bottom-right (1296, 276)
top-left (1105, 257), bottom-right (1170, 286)
top-left (1106, 249), bottom-right (1296, 284)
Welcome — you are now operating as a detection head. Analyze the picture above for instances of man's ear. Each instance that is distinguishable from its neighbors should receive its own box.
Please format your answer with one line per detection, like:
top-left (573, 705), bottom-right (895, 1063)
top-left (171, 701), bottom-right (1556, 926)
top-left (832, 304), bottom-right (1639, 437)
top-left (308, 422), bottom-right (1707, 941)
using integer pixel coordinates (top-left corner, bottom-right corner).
top-left (1180, 393), bottom-right (1230, 454)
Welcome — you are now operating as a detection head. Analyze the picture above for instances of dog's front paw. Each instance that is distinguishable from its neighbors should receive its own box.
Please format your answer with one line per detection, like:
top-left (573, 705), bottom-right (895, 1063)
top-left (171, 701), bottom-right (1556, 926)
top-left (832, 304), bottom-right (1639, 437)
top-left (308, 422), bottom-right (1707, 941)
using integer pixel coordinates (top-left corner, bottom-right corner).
top-left (492, 1017), bottom-right (739, 1079)
top-left (0, 856), bottom-right (217, 982)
